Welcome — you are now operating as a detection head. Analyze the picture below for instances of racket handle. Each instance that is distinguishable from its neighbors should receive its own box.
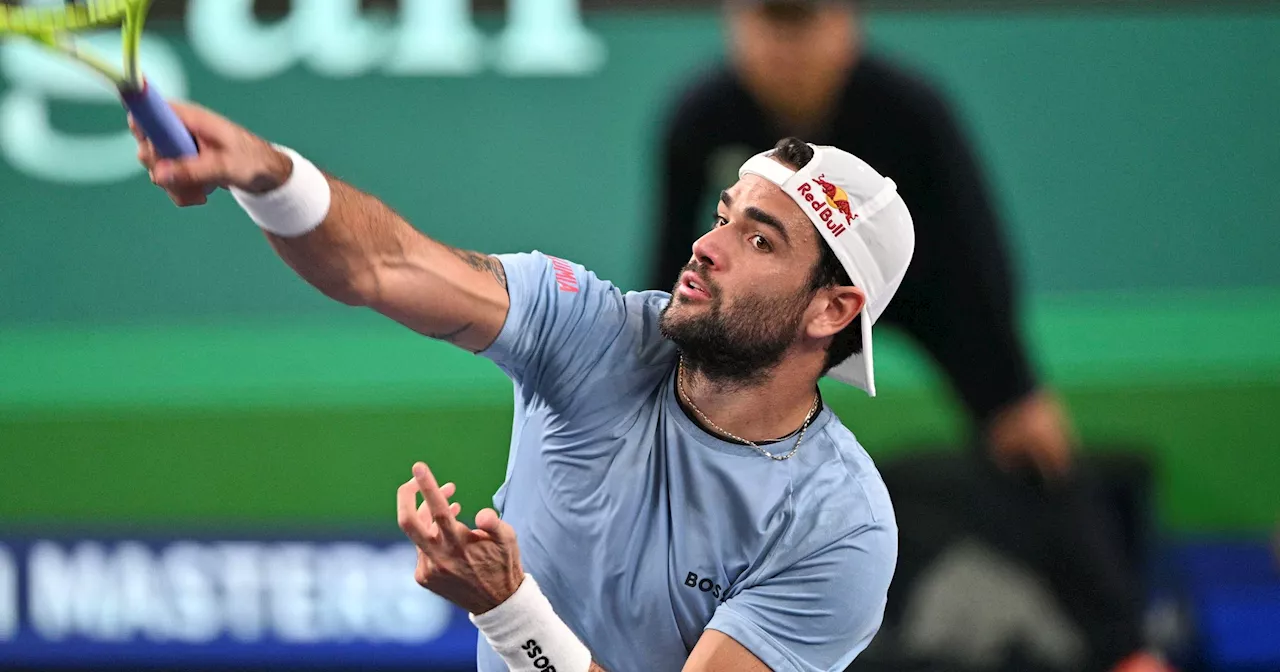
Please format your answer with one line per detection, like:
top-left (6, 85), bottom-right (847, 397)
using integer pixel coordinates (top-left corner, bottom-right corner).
top-left (120, 82), bottom-right (198, 159)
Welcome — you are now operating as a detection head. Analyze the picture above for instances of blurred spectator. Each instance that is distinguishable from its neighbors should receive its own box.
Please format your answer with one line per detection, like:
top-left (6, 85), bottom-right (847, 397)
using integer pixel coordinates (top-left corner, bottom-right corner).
top-left (649, 1), bottom-right (1164, 670)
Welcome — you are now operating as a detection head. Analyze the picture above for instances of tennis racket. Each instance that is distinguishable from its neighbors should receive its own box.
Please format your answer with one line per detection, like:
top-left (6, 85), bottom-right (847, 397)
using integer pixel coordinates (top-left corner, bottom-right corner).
top-left (0, 0), bottom-right (196, 158)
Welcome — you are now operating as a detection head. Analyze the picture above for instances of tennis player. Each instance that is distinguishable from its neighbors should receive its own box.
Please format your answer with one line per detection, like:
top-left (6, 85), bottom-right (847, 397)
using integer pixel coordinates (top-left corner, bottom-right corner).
top-left (133, 102), bottom-right (914, 672)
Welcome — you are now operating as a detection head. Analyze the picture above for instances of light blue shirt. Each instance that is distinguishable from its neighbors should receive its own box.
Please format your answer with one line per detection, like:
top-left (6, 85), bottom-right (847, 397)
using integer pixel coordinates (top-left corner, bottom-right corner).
top-left (475, 251), bottom-right (898, 672)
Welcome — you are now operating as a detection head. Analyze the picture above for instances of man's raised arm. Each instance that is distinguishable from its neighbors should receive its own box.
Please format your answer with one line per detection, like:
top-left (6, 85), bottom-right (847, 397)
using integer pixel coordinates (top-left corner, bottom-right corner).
top-left (132, 101), bottom-right (510, 353)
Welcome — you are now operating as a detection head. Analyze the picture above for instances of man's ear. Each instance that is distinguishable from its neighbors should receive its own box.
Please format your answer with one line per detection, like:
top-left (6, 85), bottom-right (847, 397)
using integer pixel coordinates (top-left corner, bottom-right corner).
top-left (806, 285), bottom-right (866, 340)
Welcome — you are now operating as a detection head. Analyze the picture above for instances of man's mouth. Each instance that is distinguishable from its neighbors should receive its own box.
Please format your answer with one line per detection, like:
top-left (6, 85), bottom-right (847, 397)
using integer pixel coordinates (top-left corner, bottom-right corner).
top-left (678, 271), bottom-right (711, 301)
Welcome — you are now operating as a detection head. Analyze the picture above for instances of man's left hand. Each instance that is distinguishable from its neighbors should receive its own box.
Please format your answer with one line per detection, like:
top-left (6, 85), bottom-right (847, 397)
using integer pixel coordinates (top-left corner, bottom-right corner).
top-left (397, 462), bottom-right (524, 615)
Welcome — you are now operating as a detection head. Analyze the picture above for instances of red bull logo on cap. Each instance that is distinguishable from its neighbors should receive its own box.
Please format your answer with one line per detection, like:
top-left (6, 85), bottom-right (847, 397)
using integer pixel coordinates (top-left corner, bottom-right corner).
top-left (796, 174), bottom-right (857, 237)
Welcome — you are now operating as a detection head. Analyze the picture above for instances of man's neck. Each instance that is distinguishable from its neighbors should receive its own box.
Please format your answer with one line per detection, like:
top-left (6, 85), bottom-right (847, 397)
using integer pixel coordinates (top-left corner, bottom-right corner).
top-left (677, 358), bottom-right (822, 443)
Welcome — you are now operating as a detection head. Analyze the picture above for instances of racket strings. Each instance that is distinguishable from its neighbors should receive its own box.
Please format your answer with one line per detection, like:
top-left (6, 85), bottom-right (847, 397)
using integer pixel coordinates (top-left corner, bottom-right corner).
top-left (0, 0), bottom-right (133, 34)
top-left (0, 0), bottom-right (149, 87)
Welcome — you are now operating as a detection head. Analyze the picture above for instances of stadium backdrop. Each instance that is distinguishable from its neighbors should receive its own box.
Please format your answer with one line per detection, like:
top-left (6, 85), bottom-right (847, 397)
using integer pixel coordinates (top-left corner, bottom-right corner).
top-left (0, 1), bottom-right (1277, 667)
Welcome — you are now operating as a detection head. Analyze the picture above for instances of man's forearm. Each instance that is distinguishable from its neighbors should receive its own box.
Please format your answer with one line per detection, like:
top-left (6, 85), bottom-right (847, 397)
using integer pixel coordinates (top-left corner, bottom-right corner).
top-left (250, 167), bottom-right (509, 352)
top-left (262, 175), bottom-right (420, 305)
top-left (139, 105), bottom-right (508, 350)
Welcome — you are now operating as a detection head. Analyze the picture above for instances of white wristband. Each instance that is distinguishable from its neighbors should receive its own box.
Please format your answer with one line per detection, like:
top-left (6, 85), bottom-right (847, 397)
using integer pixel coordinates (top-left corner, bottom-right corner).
top-left (230, 145), bottom-right (331, 237)
top-left (470, 574), bottom-right (592, 672)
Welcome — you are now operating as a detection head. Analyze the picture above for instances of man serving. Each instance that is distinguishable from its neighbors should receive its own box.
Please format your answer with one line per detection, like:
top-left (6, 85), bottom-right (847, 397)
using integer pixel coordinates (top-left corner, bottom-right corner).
top-left (134, 103), bottom-right (914, 672)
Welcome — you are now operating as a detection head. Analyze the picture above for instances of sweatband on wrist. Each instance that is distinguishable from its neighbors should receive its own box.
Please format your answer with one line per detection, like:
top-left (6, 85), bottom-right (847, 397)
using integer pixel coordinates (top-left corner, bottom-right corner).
top-left (469, 574), bottom-right (592, 672)
top-left (230, 145), bottom-right (331, 238)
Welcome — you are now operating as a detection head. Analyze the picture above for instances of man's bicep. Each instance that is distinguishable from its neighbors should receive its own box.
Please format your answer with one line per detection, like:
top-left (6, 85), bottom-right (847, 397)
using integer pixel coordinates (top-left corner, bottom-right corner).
top-left (365, 232), bottom-right (512, 353)
top-left (684, 629), bottom-right (772, 672)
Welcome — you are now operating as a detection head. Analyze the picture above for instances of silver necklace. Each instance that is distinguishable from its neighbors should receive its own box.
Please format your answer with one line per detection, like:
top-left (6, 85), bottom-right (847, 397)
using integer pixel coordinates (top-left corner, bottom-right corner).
top-left (676, 357), bottom-right (821, 461)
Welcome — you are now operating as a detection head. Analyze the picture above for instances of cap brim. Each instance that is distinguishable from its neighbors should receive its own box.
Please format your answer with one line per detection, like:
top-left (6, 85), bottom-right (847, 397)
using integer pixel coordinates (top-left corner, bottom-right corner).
top-left (825, 308), bottom-right (876, 396)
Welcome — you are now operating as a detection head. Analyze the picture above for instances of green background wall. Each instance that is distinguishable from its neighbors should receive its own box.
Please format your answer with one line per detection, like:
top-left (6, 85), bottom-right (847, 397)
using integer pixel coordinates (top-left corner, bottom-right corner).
top-left (2, 8), bottom-right (1277, 533)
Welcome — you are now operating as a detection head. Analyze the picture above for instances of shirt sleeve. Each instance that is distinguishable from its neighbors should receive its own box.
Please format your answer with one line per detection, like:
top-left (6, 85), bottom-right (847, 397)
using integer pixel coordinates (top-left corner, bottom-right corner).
top-left (704, 515), bottom-right (897, 672)
top-left (479, 250), bottom-right (662, 403)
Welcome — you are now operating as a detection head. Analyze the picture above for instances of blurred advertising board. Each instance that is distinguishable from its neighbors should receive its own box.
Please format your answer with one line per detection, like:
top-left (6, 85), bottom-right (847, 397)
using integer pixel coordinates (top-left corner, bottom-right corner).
top-left (0, 534), bottom-right (477, 668)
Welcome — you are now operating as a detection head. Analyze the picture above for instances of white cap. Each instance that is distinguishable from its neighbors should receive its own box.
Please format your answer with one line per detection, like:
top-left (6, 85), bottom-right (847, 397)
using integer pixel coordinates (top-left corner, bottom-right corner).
top-left (739, 144), bottom-right (915, 396)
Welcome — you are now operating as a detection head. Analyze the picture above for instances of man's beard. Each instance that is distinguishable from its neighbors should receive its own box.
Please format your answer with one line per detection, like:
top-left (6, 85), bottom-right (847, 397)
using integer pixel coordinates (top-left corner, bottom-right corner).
top-left (659, 264), bottom-right (811, 385)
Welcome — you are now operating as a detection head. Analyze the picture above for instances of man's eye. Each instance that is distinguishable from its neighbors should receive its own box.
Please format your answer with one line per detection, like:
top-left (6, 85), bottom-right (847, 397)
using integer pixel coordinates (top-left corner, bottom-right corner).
top-left (751, 234), bottom-right (771, 251)
top-left (712, 215), bottom-right (729, 228)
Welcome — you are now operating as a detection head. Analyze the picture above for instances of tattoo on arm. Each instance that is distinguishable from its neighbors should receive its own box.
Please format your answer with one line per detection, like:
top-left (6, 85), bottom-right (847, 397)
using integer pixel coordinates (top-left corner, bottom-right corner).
top-left (447, 246), bottom-right (508, 290)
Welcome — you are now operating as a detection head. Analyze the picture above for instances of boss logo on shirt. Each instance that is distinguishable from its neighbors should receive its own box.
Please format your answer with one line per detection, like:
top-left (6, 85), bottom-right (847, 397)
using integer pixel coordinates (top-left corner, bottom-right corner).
top-left (521, 639), bottom-right (559, 671)
top-left (683, 571), bottom-right (727, 603)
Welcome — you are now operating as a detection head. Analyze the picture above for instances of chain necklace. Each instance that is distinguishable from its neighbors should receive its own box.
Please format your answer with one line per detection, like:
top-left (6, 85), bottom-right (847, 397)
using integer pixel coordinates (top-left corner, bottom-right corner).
top-left (676, 357), bottom-right (821, 461)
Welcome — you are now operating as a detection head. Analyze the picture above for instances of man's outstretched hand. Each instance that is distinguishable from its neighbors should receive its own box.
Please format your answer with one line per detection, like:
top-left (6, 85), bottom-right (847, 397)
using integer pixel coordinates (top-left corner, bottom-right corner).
top-left (397, 462), bottom-right (524, 615)
top-left (130, 100), bottom-right (293, 207)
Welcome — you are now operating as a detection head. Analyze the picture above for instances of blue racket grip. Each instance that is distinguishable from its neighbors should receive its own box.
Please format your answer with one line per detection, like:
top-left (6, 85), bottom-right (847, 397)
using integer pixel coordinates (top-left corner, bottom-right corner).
top-left (120, 82), bottom-right (198, 159)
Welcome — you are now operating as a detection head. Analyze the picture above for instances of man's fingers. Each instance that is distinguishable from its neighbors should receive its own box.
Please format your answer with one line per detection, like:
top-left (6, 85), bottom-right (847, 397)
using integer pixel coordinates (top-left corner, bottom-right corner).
top-left (412, 462), bottom-right (460, 537)
top-left (133, 119), bottom-right (158, 170)
top-left (414, 549), bottom-right (435, 587)
top-left (153, 153), bottom-right (227, 189)
top-left (138, 142), bottom-right (155, 168)
top-left (399, 468), bottom-right (467, 551)
top-left (416, 500), bottom-right (444, 543)
top-left (166, 187), bottom-right (208, 208)
top-left (416, 497), bottom-right (462, 540)
top-left (439, 482), bottom-right (461, 517)
top-left (149, 167), bottom-right (207, 206)
top-left (164, 100), bottom-right (237, 146)
top-left (473, 508), bottom-right (516, 546)
top-left (396, 479), bottom-right (430, 544)
top-left (127, 115), bottom-right (145, 143)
